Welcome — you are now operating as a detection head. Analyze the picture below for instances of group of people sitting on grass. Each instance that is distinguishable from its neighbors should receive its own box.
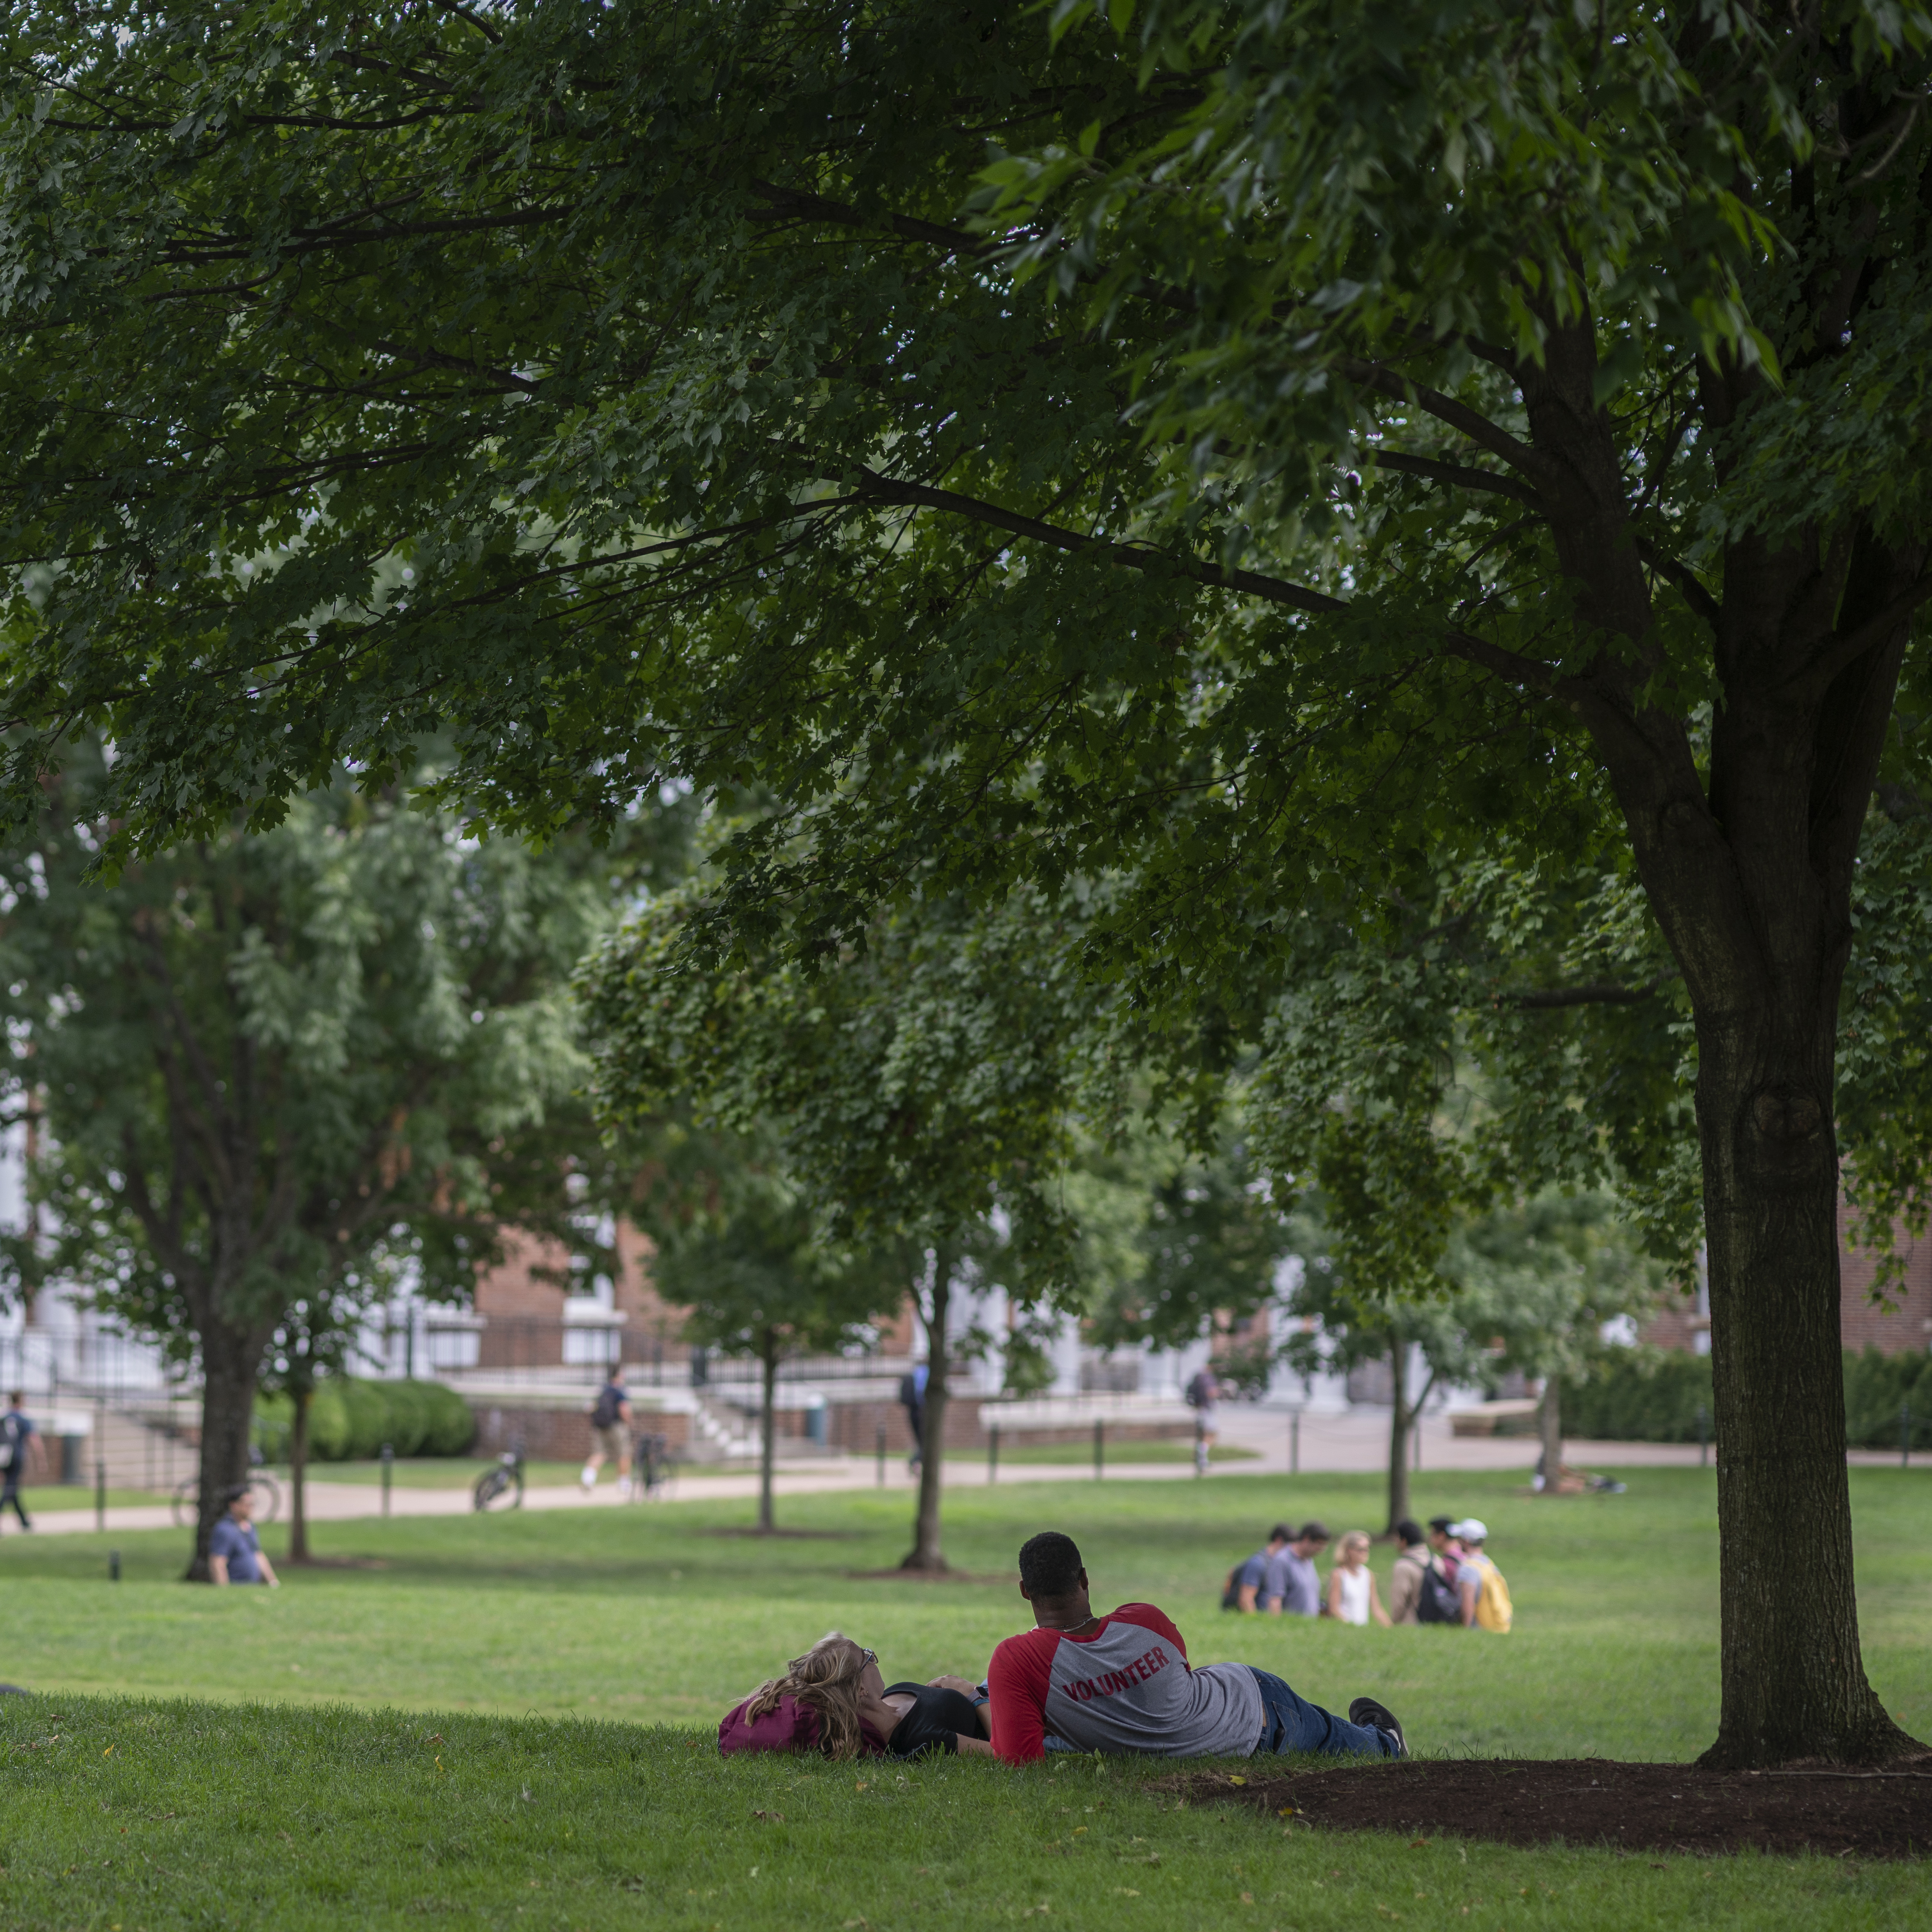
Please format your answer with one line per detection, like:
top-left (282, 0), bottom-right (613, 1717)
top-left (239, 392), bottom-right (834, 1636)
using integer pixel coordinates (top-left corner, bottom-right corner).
top-left (1223, 1516), bottom-right (1509, 1631)
top-left (718, 1529), bottom-right (1408, 1767)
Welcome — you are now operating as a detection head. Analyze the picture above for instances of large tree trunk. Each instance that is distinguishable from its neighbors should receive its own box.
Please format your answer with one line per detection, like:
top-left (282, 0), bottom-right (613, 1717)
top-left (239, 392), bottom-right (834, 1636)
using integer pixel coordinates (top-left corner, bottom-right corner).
top-left (757, 1327), bottom-right (778, 1534)
top-left (288, 1386), bottom-right (311, 1562)
top-left (901, 1247), bottom-right (953, 1573)
top-left (1537, 1377), bottom-right (1562, 1495)
top-left (1384, 1331), bottom-right (1411, 1535)
top-left (1693, 989), bottom-right (1910, 1764)
top-left (1505, 311), bottom-right (1926, 1765)
top-left (186, 1321), bottom-right (261, 1582)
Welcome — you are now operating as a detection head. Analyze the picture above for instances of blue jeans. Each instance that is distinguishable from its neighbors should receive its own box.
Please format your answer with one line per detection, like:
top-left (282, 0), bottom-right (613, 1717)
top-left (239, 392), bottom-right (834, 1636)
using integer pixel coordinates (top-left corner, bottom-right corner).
top-left (1248, 1668), bottom-right (1396, 1759)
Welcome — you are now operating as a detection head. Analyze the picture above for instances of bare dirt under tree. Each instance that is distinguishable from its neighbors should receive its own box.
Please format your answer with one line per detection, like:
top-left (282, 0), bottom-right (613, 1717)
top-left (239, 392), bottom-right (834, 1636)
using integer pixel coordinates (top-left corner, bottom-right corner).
top-left (1163, 1758), bottom-right (1932, 1859)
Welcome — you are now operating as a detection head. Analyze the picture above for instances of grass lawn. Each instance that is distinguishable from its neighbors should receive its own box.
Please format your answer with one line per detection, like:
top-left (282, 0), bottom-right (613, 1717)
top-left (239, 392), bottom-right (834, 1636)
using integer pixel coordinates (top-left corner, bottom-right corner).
top-left (0, 1467), bottom-right (1926, 1928)
top-left (8, 1486), bottom-right (169, 1515)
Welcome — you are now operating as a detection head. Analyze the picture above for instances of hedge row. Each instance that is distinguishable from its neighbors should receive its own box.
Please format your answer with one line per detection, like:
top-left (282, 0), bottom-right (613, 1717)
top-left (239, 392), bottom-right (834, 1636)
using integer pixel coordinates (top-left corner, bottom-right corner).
top-left (255, 1379), bottom-right (475, 1461)
top-left (1564, 1348), bottom-right (1932, 1449)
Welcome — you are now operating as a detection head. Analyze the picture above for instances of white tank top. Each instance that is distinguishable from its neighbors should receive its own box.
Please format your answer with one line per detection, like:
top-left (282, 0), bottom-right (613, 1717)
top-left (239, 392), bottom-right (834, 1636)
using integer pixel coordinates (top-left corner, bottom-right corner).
top-left (1334, 1565), bottom-right (1372, 1626)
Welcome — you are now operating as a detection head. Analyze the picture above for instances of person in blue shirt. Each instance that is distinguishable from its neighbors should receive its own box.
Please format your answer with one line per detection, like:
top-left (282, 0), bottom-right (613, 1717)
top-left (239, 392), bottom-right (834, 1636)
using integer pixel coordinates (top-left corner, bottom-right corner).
top-left (899, 1362), bottom-right (929, 1471)
top-left (208, 1484), bottom-right (280, 1587)
top-left (1222, 1523), bottom-right (1294, 1611)
top-left (0, 1392), bottom-right (43, 1532)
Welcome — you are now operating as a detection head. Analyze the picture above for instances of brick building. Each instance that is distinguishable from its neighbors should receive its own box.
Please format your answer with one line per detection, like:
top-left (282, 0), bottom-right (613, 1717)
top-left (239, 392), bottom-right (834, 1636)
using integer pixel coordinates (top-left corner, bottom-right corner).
top-left (1643, 1200), bottom-right (1932, 1357)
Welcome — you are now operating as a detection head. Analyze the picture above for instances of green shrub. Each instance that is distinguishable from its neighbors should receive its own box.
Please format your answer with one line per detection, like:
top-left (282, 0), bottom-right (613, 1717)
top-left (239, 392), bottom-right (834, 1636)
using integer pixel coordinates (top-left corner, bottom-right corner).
top-left (1842, 1348), bottom-right (1932, 1450)
top-left (1569, 1347), bottom-right (1932, 1447)
top-left (252, 1380), bottom-right (474, 1460)
top-left (1565, 1348), bottom-right (1714, 1443)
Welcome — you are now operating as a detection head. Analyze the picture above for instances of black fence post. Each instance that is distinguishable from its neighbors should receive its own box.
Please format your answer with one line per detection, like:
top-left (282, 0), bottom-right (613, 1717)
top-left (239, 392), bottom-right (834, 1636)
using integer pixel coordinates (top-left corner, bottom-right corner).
top-left (875, 1420), bottom-right (886, 1488)
top-left (381, 1440), bottom-right (393, 1518)
top-left (988, 1421), bottom-right (1000, 1486)
top-left (1093, 1419), bottom-right (1104, 1481)
top-left (109, 1549), bottom-right (120, 1582)
top-left (1903, 1403), bottom-right (1912, 1471)
top-left (1290, 1409), bottom-right (1301, 1476)
top-left (1194, 1415), bottom-right (1207, 1478)
top-left (1696, 1405), bottom-right (1709, 1469)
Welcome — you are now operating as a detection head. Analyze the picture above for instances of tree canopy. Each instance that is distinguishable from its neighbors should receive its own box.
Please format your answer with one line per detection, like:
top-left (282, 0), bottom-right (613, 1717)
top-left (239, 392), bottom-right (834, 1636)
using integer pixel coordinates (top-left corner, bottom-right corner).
top-left (0, 750), bottom-right (634, 1572)
top-left (5, 0), bottom-right (1930, 1758)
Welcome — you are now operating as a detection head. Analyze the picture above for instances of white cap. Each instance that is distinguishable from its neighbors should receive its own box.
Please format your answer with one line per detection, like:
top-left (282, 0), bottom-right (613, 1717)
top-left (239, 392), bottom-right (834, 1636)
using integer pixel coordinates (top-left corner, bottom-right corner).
top-left (1449, 1518), bottom-right (1488, 1542)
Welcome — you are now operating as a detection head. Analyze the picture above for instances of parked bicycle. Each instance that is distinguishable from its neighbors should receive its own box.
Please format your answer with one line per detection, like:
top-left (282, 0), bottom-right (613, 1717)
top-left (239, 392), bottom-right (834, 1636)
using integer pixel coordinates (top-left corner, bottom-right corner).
top-left (635, 1432), bottom-right (680, 1499)
top-left (472, 1444), bottom-right (525, 1512)
top-left (171, 1464), bottom-right (281, 1528)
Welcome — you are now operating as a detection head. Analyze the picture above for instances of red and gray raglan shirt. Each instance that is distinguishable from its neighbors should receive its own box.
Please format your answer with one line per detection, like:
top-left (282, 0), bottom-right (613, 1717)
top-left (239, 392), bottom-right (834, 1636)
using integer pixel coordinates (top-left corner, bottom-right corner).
top-left (986, 1603), bottom-right (1264, 1764)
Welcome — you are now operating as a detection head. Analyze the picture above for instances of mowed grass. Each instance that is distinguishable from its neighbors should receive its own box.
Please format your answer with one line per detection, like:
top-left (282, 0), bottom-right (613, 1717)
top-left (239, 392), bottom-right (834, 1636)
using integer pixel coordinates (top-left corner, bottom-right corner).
top-left (6, 1696), bottom-right (1929, 1932)
top-left (0, 1467), bottom-right (1928, 1929)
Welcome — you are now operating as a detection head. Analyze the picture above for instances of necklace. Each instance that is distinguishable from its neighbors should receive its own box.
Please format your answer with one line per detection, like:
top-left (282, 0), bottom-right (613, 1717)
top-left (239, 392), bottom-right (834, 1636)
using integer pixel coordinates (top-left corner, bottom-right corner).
top-left (1052, 1611), bottom-right (1102, 1637)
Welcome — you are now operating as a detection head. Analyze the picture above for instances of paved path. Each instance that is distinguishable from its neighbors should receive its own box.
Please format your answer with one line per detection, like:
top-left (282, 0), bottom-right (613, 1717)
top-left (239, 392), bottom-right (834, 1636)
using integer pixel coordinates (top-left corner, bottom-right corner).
top-left (9, 1404), bottom-right (1915, 1539)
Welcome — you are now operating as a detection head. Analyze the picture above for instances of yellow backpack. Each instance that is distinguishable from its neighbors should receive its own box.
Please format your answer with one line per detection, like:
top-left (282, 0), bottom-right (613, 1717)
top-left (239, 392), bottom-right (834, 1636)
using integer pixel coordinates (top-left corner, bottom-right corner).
top-left (1474, 1559), bottom-right (1513, 1634)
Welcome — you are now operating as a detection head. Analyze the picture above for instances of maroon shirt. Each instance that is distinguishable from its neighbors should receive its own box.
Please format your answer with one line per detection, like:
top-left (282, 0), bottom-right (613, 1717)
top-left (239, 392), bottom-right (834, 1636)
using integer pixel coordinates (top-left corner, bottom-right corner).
top-left (718, 1693), bottom-right (887, 1757)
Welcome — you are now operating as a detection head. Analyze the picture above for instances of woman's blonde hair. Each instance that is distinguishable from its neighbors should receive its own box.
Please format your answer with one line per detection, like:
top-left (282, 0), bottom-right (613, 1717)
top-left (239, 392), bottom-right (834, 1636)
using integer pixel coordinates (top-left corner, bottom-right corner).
top-left (1341, 1531), bottom-right (1372, 1561)
top-left (739, 1631), bottom-right (872, 1759)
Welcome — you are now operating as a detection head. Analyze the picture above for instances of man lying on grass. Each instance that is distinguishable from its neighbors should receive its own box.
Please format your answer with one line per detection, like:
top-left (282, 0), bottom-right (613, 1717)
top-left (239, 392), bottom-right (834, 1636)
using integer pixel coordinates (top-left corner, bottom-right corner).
top-left (720, 1633), bottom-right (994, 1759)
top-left (986, 1531), bottom-right (1404, 1765)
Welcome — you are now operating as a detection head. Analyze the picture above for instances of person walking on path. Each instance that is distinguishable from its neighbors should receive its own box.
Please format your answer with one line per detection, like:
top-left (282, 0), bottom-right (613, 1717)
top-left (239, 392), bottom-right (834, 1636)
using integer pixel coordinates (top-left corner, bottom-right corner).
top-left (1325, 1532), bottom-right (1392, 1627)
top-left (581, 1364), bottom-right (635, 1499)
top-left (898, 1362), bottom-right (928, 1472)
top-left (985, 1530), bottom-right (1405, 1764)
top-left (0, 1392), bottom-right (44, 1532)
top-left (208, 1484), bottom-right (280, 1587)
top-left (1184, 1364), bottom-right (1221, 1474)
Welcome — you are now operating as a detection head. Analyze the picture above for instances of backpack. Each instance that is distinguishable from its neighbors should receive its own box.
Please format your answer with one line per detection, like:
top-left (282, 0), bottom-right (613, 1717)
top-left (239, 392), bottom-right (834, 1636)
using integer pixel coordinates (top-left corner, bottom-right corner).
top-left (1473, 1560), bottom-right (1513, 1634)
top-left (1185, 1370), bottom-right (1214, 1409)
top-left (591, 1385), bottom-right (624, 1430)
top-left (1414, 1556), bottom-right (1462, 1625)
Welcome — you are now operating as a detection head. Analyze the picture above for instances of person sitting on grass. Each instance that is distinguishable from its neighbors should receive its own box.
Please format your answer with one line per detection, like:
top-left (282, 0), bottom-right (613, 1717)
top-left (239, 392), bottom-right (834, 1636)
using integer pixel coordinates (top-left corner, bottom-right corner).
top-left (1324, 1532), bottom-right (1393, 1627)
top-left (985, 1530), bottom-right (1405, 1765)
top-left (720, 1632), bottom-right (994, 1759)
top-left (1277, 1520), bottom-right (1330, 1616)
top-left (1452, 1519), bottom-right (1512, 1633)
top-left (208, 1484), bottom-right (280, 1588)
top-left (1221, 1523), bottom-right (1294, 1612)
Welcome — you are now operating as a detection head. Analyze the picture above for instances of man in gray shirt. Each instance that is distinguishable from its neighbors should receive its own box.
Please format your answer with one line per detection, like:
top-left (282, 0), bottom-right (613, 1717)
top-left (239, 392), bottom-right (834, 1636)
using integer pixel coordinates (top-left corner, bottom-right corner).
top-left (1266, 1520), bottom-right (1330, 1616)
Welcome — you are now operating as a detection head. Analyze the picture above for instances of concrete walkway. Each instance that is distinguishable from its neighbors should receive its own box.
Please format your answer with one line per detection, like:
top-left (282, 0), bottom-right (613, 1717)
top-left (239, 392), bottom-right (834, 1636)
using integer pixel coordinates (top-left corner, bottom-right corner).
top-left (10, 1403), bottom-right (1915, 1539)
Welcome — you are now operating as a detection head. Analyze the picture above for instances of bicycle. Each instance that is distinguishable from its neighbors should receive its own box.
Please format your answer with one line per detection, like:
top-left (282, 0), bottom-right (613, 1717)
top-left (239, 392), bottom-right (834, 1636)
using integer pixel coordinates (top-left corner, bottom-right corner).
top-left (635, 1432), bottom-right (680, 1499)
top-left (472, 1444), bottom-right (525, 1512)
top-left (170, 1466), bottom-right (282, 1528)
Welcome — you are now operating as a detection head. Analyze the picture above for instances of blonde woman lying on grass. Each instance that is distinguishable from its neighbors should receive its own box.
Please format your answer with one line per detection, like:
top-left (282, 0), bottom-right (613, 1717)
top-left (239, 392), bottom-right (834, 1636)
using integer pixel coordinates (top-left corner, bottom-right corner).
top-left (719, 1632), bottom-right (995, 1759)
top-left (1326, 1532), bottom-right (1392, 1627)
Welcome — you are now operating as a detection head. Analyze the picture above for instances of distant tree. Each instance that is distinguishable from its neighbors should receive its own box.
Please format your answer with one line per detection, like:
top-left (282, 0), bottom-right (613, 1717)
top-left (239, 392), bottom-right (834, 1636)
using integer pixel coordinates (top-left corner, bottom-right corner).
top-left (1074, 1122), bottom-right (1291, 1358)
top-left (0, 750), bottom-right (648, 1577)
top-left (1282, 1189), bottom-right (1664, 1532)
top-left (1445, 1196), bottom-right (1670, 1489)
top-left (635, 1123), bottom-right (898, 1532)
top-left (581, 885), bottom-right (1086, 1571)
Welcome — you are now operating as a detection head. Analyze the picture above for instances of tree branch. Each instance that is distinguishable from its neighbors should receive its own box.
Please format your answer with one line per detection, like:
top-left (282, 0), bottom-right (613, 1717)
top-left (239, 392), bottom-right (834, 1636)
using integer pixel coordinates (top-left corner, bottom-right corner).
top-left (848, 467), bottom-right (1345, 614)
top-left (1337, 358), bottom-right (1558, 488)
top-left (1500, 975), bottom-right (1674, 1009)
top-left (1635, 538), bottom-right (1723, 629)
top-left (1784, 573), bottom-right (1932, 692)
top-left (1374, 450), bottom-right (1548, 510)
top-left (749, 182), bottom-right (991, 262)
